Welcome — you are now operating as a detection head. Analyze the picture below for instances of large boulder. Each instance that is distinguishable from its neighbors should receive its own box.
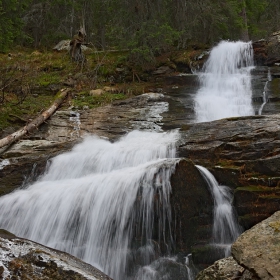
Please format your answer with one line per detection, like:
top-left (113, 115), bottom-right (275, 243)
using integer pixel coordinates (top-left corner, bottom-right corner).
top-left (196, 211), bottom-right (280, 279)
top-left (170, 159), bottom-right (213, 253)
top-left (0, 230), bottom-right (112, 280)
top-left (232, 210), bottom-right (280, 279)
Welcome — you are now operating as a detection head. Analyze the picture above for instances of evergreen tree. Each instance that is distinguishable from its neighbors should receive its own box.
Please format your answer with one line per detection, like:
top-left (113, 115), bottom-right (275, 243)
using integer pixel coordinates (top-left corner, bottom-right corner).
top-left (0, 0), bottom-right (31, 52)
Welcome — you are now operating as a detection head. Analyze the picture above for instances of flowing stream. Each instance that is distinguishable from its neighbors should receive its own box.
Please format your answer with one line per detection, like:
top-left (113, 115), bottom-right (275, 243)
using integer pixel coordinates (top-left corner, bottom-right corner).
top-left (194, 40), bottom-right (255, 122)
top-left (0, 130), bottom-right (179, 280)
top-left (0, 40), bottom-right (257, 279)
top-left (196, 166), bottom-right (242, 256)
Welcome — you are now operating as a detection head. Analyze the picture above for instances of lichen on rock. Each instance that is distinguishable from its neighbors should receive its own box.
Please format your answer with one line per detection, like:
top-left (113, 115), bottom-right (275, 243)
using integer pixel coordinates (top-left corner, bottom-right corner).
top-left (0, 233), bottom-right (112, 280)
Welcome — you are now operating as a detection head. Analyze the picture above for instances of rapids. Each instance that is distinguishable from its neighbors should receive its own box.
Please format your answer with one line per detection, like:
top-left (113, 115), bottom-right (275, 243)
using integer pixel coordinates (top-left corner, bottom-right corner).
top-left (0, 130), bottom-right (179, 280)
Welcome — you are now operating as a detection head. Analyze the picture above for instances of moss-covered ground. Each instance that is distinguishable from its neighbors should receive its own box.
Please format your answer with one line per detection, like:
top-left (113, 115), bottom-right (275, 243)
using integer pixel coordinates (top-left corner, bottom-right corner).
top-left (1, 47), bottom-right (185, 133)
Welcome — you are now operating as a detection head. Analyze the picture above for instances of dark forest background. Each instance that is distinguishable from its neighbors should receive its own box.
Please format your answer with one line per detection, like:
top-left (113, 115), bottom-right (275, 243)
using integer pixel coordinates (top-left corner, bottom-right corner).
top-left (1, 0), bottom-right (279, 60)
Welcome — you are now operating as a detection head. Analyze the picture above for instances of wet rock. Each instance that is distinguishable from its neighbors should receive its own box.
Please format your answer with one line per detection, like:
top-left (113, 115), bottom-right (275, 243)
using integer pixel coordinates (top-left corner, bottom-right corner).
top-left (191, 245), bottom-right (228, 268)
top-left (253, 32), bottom-right (280, 66)
top-left (170, 159), bottom-right (213, 253)
top-left (0, 139), bottom-right (75, 195)
top-left (179, 114), bottom-right (280, 230)
top-left (266, 31), bottom-right (280, 66)
top-left (232, 211), bottom-right (280, 279)
top-left (195, 256), bottom-right (256, 280)
top-left (135, 257), bottom-right (189, 280)
top-left (253, 39), bottom-right (268, 66)
top-left (0, 233), bottom-right (112, 280)
top-left (0, 229), bottom-right (16, 240)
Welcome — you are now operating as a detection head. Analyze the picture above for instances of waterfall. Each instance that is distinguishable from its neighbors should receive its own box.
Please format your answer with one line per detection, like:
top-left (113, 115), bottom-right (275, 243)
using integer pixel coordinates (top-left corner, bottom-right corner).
top-left (196, 166), bottom-right (242, 256)
top-left (0, 130), bottom-right (179, 280)
top-left (258, 68), bottom-right (271, 115)
top-left (185, 254), bottom-right (196, 280)
top-left (194, 41), bottom-right (255, 122)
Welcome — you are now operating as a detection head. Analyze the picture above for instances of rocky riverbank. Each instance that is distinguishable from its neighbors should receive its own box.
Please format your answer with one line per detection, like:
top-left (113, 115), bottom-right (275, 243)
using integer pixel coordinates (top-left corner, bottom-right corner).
top-left (196, 210), bottom-right (280, 279)
top-left (0, 90), bottom-right (280, 277)
top-left (1, 34), bottom-right (280, 278)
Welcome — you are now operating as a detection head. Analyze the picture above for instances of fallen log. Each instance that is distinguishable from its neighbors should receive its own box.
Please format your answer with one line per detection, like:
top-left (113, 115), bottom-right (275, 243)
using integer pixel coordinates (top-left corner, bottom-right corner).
top-left (0, 88), bottom-right (70, 149)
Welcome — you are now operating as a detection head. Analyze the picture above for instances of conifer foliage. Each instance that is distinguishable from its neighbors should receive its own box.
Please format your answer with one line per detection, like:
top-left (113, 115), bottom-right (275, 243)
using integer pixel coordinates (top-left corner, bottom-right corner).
top-left (0, 0), bottom-right (277, 55)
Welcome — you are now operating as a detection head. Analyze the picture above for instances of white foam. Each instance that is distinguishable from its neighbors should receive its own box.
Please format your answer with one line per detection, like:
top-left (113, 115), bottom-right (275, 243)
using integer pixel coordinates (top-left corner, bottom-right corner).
top-left (194, 41), bottom-right (254, 122)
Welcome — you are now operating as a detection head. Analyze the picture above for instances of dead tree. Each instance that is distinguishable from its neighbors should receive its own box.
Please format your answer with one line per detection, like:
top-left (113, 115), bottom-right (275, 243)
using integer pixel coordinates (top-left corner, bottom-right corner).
top-left (70, 28), bottom-right (87, 62)
top-left (0, 88), bottom-right (70, 149)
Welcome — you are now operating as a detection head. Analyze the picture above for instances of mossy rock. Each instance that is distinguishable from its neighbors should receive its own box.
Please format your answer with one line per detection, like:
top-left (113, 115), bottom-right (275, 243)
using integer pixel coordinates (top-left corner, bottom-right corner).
top-left (269, 221), bottom-right (280, 232)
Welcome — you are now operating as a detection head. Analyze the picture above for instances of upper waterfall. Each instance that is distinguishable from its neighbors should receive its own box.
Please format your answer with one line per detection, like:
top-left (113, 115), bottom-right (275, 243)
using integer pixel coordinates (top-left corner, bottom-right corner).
top-left (194, 41), bottom-right (255, 122)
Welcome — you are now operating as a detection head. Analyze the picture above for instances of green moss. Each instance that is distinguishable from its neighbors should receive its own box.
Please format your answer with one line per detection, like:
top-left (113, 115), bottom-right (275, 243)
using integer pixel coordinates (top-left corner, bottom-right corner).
top-left (215, 160), bottom-right (240, 170)
top-left (269, 221), bottom-right (280, 232)
top-left (73, 92), bottom-right (126, 109)
top-left (0, 94), bottom-right (52, 130)
top-left (36, 72), bottom-right (61, 86)
top-left (271, 78), bottom-right (280, 95)
top-left (235, 186), bottom-right (275, 192)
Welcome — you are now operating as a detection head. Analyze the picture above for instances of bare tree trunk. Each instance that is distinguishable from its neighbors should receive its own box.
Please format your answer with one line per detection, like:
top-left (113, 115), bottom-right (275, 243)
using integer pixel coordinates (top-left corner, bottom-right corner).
top-left (0, 88), bottom-right (70, 149)
top-left (70, 28), bottom-right (86, 62)
top-left (70, 0), bottom-right (75, 37)
top-left (240, 0), bottom-right (249, 41)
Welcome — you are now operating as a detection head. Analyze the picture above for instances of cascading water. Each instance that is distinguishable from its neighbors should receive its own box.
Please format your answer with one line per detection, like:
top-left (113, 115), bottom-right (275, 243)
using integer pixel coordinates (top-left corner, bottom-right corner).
top-left (196, 166), bottom-right (242, 256)
top-left (194, 40), bottom-right (255, 122)
top-left (185, 254), bottom-right (196, 280)
top-left (0, 130), bottom-right (180, 280)
top-left (258, 68), bottom-right (272, 115)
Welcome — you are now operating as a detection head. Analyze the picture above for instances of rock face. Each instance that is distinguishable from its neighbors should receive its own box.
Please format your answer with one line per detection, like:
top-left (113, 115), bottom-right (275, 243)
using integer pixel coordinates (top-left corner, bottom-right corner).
top-left (253, 31), bottom-right (280, 66)
top-left (266, 31), bottom-right (280, 66)
top-left (179, 114), bottom-right (280, 230)
top-left (170, 159), bottom-right (213, 253)
top-left (0, 230), bottom-right (112, 280)
top-left (253, 39), bottom-right (268, 66)
top-left (232, 210), bottom-right (280, 280)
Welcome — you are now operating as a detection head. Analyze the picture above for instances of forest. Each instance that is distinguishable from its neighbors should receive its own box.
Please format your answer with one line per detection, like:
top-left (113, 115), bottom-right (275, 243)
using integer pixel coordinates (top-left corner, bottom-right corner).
top-left (1, 0), bottom-right (280, 60)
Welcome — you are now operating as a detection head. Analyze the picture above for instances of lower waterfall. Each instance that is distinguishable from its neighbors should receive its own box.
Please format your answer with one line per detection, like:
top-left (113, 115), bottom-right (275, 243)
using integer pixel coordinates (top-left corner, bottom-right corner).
top-left (0, 130), bottom-right (179, 280)
top-left (196, 165), bottom-right (242, 256)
